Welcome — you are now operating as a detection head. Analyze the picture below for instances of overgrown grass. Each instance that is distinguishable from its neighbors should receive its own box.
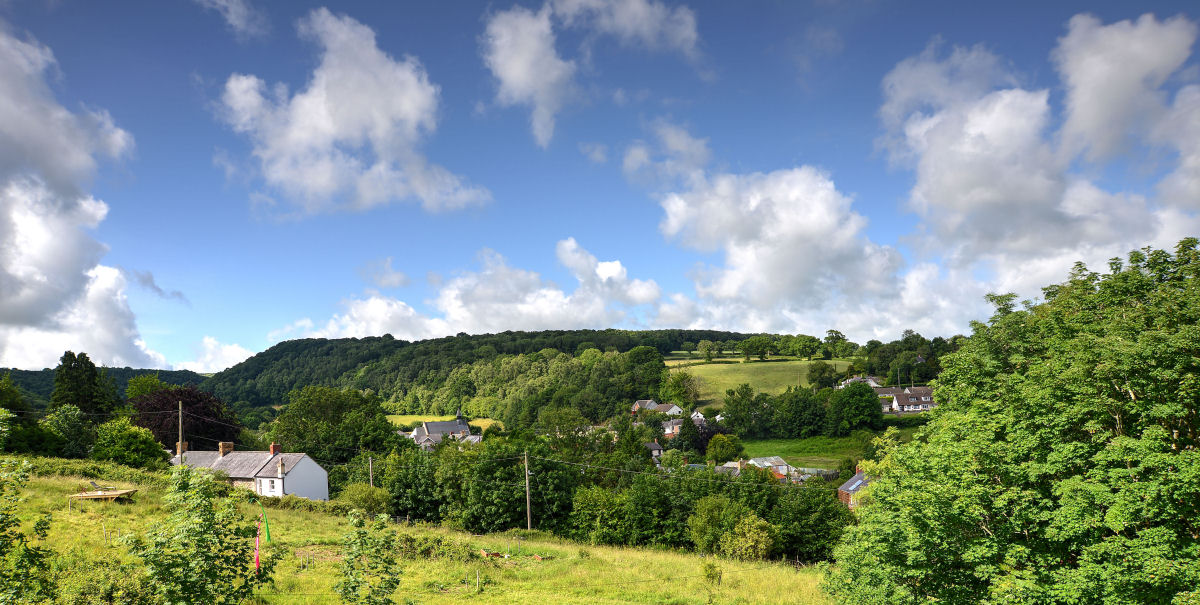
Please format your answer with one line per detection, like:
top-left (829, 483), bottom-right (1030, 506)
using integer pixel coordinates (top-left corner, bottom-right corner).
top-left (674, 359), bottom-right (852, 407)
top-left (12, 457), bottom-right (830, 604)
top-left (742, 427), bottom-right (919, 469)
top-left (387, 415), bottom-right (503, 432)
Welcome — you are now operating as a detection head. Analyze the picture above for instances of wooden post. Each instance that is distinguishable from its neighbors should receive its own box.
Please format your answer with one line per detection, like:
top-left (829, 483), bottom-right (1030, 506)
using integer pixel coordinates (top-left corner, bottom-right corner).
top-left (178, 400), bottom-right (184, 465)
top-left (368, 456), bottom-right (374, 488)
top-left (524, 449), bottom-right (532, 530)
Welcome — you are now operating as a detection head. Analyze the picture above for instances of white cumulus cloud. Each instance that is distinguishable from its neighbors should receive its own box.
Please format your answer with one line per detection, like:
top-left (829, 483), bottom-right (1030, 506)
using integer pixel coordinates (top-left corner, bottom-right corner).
top-left (174, 336), bottom-right (254, 373)
top-left (193, 0), bottom-right (268, 39)
top-left (0, 23), bottom-right (162, 370)
top-left (221, 8), bottom-right (489, 214)
top-left (287, 239), bottom-right (659, 341)
top-left (482, 5), bottom-right (576, 148)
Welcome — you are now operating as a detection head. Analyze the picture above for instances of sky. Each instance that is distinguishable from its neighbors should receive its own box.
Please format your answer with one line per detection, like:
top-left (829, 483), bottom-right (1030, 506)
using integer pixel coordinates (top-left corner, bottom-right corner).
top-left (2, 0), bottom-right (1199, 372)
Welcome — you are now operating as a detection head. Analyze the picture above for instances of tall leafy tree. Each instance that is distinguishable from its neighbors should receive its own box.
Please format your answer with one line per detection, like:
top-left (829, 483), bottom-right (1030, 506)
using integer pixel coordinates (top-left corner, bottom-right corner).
top-left (50, 351), bottom-right (118, 415)
top-left (825, 383), bottom-right (882, 437)
top-left (827, 240), bottom-right (1200, 604)
top-left (131, 385), bottom-right (241, 449)
top-left (271, 386), bottom-right (397, 465)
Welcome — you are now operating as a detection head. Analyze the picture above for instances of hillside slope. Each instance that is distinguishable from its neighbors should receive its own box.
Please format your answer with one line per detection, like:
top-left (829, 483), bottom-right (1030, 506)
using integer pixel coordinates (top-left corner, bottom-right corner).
top-left (1, 367), bottom-right (206, 408)
top-left (18, 459), bottom-right (829, 604)
top-left (204, 329), bottom-right (753, 409)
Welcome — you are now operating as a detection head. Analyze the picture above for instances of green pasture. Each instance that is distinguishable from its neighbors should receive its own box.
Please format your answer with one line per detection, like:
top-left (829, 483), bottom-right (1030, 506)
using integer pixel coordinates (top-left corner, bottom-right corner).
top-left (673, 359), bottom-right (853, 407)
top-left (388, 415), bottom-right (503, 432)
top-left (742, 427), bottom-right (920, 469)
top-left (16, 467), bottom-right (829, 604)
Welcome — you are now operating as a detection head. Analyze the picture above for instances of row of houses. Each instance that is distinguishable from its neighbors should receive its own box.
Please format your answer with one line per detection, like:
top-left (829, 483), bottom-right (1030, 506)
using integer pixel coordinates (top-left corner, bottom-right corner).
top-left (840, 376), bottom-right (938, 413)
top-left (171, 441), bottom-right (330, 501)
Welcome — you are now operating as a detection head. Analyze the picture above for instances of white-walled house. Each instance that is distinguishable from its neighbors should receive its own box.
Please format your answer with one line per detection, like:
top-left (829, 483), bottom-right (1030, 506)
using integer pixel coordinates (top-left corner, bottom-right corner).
top-left (171, 442), bottom-right (329, 501)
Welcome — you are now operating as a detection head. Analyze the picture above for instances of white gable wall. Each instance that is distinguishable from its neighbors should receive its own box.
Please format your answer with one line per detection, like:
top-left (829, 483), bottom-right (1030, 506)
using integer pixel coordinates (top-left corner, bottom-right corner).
top-left (281, 456), bottom-right (329, 501)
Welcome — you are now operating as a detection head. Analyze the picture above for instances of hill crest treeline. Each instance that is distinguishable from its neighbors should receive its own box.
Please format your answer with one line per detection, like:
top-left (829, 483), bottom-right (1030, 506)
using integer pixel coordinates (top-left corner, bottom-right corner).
top-left (202, 329), bottom-right (752, 412)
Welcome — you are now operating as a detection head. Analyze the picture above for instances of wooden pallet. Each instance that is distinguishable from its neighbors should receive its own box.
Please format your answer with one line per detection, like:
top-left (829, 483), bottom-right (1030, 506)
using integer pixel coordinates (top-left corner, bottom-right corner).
top-left (67, 489), bottom-right (137, 511)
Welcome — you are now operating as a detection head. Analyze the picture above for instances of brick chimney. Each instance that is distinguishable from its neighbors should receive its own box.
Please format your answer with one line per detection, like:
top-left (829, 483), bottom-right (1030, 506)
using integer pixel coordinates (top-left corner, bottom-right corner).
top-left (218, 442), bottom-right (234, 457)
top-left (176, 441), bottom-right (188, 456)
top-left (269, 442), bottom-right (281, 455)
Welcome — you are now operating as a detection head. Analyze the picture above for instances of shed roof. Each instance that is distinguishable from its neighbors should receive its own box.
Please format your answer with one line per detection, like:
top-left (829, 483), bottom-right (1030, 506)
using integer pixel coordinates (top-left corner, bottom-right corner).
top-left (839, 471), bottom-right (869, 495)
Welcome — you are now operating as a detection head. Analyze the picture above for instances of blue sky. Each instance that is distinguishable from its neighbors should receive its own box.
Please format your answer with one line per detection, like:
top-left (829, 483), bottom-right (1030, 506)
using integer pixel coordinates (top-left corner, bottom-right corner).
top-left (1, 0), bottom-right (1198, 371)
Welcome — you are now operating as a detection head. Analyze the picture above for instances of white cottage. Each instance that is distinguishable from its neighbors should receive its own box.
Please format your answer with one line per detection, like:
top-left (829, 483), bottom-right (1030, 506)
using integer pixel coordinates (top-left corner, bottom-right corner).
top-left (171, 442), bottom-right (329, 501)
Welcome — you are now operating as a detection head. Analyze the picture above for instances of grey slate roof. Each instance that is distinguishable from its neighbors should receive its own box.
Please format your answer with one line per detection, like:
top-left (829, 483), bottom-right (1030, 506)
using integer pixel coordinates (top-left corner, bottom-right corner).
top-left (254, 453), bottom-right (307, 478)
top-left (171, 451), bottom-right (320, 480)
top-left (839, 471), bottom-right (869, 495)
top-left (422, 418), bottom-right (470, 436)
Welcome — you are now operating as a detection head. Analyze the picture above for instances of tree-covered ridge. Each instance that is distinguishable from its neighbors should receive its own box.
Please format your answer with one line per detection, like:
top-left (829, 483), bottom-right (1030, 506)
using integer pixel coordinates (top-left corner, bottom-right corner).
top-left (391, 346), bottom-right (668, 427)
top-left (1, 366), bottom-right (205, 409)
top-left (827, 239), bottom-right (1200, 604)
top-left (204, 329), bottom-right (753, 410)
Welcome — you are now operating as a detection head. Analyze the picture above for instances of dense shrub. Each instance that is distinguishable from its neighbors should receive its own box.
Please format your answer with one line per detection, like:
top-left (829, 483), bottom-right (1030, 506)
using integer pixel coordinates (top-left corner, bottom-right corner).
top-left (719, 514), bottom-right (777, 561)
top-left (0, 454), bottom-right (169, 487)
top-left (339, 483), bottom-right (391, 517)
top-left (91, 418), bottom-right (169, 470)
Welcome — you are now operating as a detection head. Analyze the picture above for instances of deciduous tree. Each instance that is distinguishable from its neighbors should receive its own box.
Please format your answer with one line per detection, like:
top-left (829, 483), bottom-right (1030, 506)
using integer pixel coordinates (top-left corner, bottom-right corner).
top-left (827, 240), bottom-right (1200, 604)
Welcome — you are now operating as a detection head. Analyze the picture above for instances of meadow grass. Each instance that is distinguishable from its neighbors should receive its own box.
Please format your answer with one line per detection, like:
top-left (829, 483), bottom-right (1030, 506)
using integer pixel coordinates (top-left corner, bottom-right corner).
top-left (742, 427), bottom-right (920, 469)
top-left (673, 359), bottom-right (852, 407)
top-left (17, 466), bottom-right (830, 604)
top-left (387, 415), bottom-right (503, 432)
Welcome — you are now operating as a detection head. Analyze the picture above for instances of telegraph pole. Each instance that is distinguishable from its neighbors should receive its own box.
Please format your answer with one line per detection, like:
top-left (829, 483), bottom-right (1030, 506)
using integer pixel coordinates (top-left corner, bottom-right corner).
top-left (368, 456), bottom-right (374, 488)
top-left (524, 449), bottom-right (532, 530)
top-left (177, 400), bottom-right (184, 465)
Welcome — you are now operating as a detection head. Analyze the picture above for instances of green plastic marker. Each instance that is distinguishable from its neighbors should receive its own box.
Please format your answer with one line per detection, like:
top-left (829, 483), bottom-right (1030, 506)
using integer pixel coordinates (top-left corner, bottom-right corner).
top-left (258, 500), bottom-right (272, 543)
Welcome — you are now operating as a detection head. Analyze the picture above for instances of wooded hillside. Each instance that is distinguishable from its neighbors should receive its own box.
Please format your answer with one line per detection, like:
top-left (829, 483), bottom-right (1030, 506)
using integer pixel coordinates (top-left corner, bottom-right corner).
top-left (202, 329), bottom-right (752, 410)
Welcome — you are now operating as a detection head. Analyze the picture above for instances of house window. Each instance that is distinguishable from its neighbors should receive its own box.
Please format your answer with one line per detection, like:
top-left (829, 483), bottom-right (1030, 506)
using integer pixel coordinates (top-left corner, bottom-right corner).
top-left (269, 479), bottom-right (276, 491)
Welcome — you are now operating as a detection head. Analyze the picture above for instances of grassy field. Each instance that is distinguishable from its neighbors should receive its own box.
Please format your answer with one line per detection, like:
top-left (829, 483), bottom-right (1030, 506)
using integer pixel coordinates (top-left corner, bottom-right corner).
top-left (16, 468), bottom-right (830, 604)
top-left (742, 428), bottom-right (920, 469)
top-left (388, 415), bottom-right (503, 432)
top-left (671, 359), bottom-right (853, 407)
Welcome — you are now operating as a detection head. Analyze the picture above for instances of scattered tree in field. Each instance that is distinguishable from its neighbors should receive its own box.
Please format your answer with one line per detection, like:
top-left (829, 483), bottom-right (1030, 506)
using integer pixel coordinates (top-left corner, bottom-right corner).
top-left (806, 360), bottom-right (839, 389)
top-left (825, 383), bottom-right (882, 436)
top-left (39, 404), bottom-right (93, 458)
top-left (0, 462), bottom-right (55, 603)
top-left (738, 336), bottom-right (774, 361)
top-left (705, 434), bottom-right (743, 464)
top-left (827, 240), bottom-right (1200, 604)
top-left (696, 340), bottom-right (716, 362)
top-left (92, 418), bottom-right (169, 469)
top-left (50, 351), bottom-right (119, 415)
top-left (335, 512), bottom-right (402, 605)
top-left (659, 371), bottom-right (701, 409)
top-left (688, 494), bottom-right (750, 554)
top-left (681, 341), bottom-right (696, 356)
top-left (721, 384), bottom-right (773, 438)
top-left (124, 466), bottom-right (279, 604)
top-left (131, 384), bottom-right (241, 449)
top-left (719, 513), bottom-right (776, 561)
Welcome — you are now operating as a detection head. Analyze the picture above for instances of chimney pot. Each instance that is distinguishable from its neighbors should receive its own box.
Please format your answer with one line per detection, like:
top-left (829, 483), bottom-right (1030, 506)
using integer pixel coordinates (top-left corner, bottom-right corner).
top-left (218, 442), bottom-right (234, 457)
top-left (269, 442), bottom-right (281, 455)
